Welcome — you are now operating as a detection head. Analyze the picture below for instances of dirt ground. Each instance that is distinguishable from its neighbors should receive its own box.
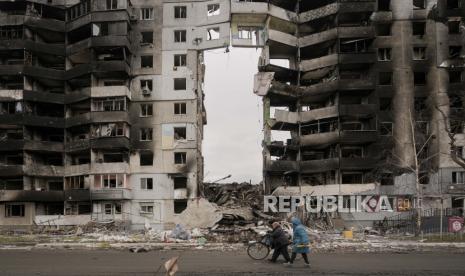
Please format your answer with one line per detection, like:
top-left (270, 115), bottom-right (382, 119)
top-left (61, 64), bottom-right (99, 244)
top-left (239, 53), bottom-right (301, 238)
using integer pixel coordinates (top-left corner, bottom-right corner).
top-left (1, 249), bottom-right (465, 275)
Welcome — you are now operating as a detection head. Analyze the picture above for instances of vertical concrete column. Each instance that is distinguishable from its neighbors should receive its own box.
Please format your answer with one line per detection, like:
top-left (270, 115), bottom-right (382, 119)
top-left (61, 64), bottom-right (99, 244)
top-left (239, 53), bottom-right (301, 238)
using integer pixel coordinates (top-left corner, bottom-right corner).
top-left (391, 0), bottom-right (415, 168)
top-left (263, 97), bottom-right (271, 193)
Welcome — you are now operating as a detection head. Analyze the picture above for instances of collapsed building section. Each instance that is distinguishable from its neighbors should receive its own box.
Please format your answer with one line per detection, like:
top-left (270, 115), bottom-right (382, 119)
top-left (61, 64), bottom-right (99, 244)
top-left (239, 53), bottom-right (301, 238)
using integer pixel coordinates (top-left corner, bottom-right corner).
top-left (231, 0), bottom-right (465, 224)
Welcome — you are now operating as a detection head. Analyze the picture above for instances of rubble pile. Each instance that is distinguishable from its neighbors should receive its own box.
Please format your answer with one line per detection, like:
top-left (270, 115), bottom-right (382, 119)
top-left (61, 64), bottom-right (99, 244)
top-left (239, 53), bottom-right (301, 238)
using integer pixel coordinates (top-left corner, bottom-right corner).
top-left (203, 182), bottom-right (263, 208)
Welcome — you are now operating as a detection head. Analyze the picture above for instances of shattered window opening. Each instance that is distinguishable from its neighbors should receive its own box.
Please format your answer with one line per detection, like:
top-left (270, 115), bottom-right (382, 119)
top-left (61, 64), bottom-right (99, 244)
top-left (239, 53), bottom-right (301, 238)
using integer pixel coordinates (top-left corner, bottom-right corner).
top-left (141, 31), bottom-right (153, 44)
top-left (174, 54), bottom-right (187, 67)
top-left (378, 72), bottom-right (393, 85)
top-left (140, 178), bottom-right (153, 190)
top-left (377, 48), bottom-right (391, 61)
top-left (174, 127), bottom-right (186, 140)
top-left (174, 6), bottom-right (187, 18)
top-left (413, 0), bottom-right (425, 9)
top-left (413, 47), bottom-right (427, 60)
top-left (174, 30), bottom-right (186, 43)
top-left (174, 78), bottom-right (187, 90)
top-left (380, 122), bottom-right (393, 136)
top-left (140, 104), bottom-right (153, 117)
top-left (140, 8), bottom-right (153, 20)
top-left (207, 4), bottom-right (220, 16)
top-left (140, 128), bottom-right (153, 141)
top-left (174, 200), bottom-right (188, 214)
top-left (414, 72), bottom-right (427, 86)
top-left (449, 71), bottom-right (463, 83)
top-left (448, 20), bottom-right (461, 34)
top-left (341, 172), bottom-right (364, 184)
top-left (141, 55), bottom-right (153, 68)
top-left (207, 27), bottom-right (220, 41)
top-left (140, 79), bottom-right (153, 92)
top-left (140, 151), bottom-right (153, 166)
top-left (412, 22), bottom-right (426, 36)
top-left (140, 203), bottom-right (154, 214)
top-left (378, 0), bottom-right (391, 11)
top-left (174, 152), bottom-right (187, 164)
top-left (447, 0), bottom-right (460, 9)
top-left (174, 102), bottom-right (187, 115)
top-left (5, 204), bottom-right (25, 217)
top-left (173, 177), bottom-right (187, 189)
top-left (449, 46), bottom-right (462, 58)
top-left (376, 23), bottom-right (391, 36)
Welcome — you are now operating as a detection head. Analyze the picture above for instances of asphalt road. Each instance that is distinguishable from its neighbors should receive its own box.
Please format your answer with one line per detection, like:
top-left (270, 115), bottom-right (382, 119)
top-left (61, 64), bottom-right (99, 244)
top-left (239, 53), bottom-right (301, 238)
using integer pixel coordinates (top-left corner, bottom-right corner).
top-left (1, 249), bottom-right (465, 276)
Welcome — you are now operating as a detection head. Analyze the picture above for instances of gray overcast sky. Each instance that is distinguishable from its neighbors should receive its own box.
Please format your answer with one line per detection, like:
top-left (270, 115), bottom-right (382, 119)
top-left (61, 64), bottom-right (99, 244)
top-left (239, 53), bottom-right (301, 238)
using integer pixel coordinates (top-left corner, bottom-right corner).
top-left (203, 47), bottom-right (263, 184)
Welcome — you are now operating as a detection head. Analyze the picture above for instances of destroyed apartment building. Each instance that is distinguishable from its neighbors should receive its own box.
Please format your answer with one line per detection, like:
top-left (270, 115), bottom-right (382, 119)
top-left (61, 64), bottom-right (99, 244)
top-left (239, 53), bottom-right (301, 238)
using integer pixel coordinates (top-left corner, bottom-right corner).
top-left (0, 0), bottom-right (232, 230)
top-left (0, 0), bottom-right (465, 230)
top-left (234, 0), bottom-right (465, 224)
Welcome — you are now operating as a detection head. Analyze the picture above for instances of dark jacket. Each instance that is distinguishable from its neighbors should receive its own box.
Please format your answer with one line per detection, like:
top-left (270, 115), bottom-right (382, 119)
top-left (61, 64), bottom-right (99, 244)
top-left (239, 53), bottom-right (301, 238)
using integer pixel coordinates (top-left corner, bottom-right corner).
top-left (270, 226), bottom-right (289, 248)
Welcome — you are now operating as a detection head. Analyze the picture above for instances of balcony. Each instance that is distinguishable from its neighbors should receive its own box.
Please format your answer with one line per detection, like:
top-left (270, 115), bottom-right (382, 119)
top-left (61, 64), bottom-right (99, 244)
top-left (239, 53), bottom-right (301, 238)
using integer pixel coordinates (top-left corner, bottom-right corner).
top-left (24, 165), bottom-right (64, 177)
top-left (340, 157), bottom-right (377, 170)
top-left (90, 137), bottom-right (130, 150)
top-left (90, 189), bottom-right (131, 200)
top-left (0, 15), bottom-right (65, 32)
top-left (65, 61), bottom-right (131, 80)
top-left (0, 190), bottom-right (64, 202)
top-left (65, 139), bottom-right (91, 152)
top-left (90, 85), bottom-right (131, 99)
top-left (265, 160), bottom-right (298, 172)
top-left (65, 111), bottom-right (129, 127)
top-left (0, 39), bottom-right (64, 56)
top-left (64, 189), bottom-right (91, 201)
top-left (66, 36), bottom-right (132, 56)
top-left (301, 158), bottom-right (339, 173)
top-left (300, 52), bottom-right (376, 72)
top-left (231, 0), bottom-right (268, 15)
top-left (300, 130), bottom-right (378, 147)
top-left (65, 164), bottom-right (91, 176)
top-left (91, 162), bottom-right (129, 174)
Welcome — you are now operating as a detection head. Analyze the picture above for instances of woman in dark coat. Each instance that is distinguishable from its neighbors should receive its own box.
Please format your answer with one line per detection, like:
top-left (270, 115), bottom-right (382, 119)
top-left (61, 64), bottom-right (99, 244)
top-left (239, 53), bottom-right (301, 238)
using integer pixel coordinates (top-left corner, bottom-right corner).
top-left (269, 222), bottom-right (291, 263)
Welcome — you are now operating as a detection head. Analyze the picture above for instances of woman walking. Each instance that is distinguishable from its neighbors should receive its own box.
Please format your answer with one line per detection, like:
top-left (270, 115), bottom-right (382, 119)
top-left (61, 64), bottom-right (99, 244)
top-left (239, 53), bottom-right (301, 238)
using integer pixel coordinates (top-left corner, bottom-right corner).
top-left (286, 217), bottom-right (310, 267)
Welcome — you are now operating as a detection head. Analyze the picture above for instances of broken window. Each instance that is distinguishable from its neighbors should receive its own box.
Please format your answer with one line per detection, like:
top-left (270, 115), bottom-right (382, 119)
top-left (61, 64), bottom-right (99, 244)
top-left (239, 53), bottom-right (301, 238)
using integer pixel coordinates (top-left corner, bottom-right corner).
top-left (174, 103), bottom-right (187, 115)
top-left (140, 178), bottom-right (153, 190)
top-left (140, 104), bottom-right (153, 117)
top-left (100, 174), bottom-right (124, 188)
top-left (5, 154), bottom-right (23, 165)
top-left (449, 46), bottom-right (462, 58)
top-left (106, 0), bottom-right (118, 10)
top-left (414, 72), bottom-right (426, 86)
top-left (174, 200), bottom-right (188, 214)
top-left (48, 182), bottom-right (63, 191)
top-left (174, 127), bottom-right (186, 140)
top-left (174, 54), bottom-right (187, 67)
top-left (450, 71), bottom-right (463, 83)
top-left (103, 153), bottom-right (124, 163)
top-left (412, 22), bottom-right (426, 36)
top-left (174, 78), bottom-right (186, 90)
top-left (65, 176), bottom-right (87, 189)
top-left (207, 27), bottom-right (220, 40)
top-left (377, 48), bottom-right (391, 61)
top-left (378, 72), bottom-right (392, 85)
top-left (207, 4), bottom-right (220, 16)
top-left (380, 122), bottom-right (393, 136)
top-left (173, 177), bottom-right (187, 189)
top-left (140, 8), bottom-right (153, 20)
top-left (452, 171), bottom-right (465, 184)
top-left (140, 203), bottom-right (154, 214)
top-left (378, 0), bottom-right (391, 11)
top-left (341, 147), bottom-right (363, 158)
top-left (140, 79), bottom-right (153, 93)
top-left (140, 128), bottom-right (153, 141)
top-left (413, 47), bottom-right (426, 60)
top-left (141, 55), bottom-right (153, 68)
top-left (174, 6), bottom-right (186, 18)
top-left (376, 23), bottom-right (391, 36)
top-left (413, 0), bottom-right (425, 9)
top-left (450, 119), bottom-right (464, 133)
top-left (379, 97), bottom-right (392, 111)
top-left (419, 171), bottom-right (430, 185)
top-left (0, 26), bottom-right (23, 40)
top-left (447, 0), bottom-right (460, 9)
top-left (341, 172), bottom-right (364, 184)
top-left (92, 97), bottom-right (126, 111)
top-left (0, 102), bottom-right (22, 115)
top-left (174, 30), bottom-right (186, 42)
top-left (0, 179), bottom-right (23, 190)
top-left (5, 204), bottom-right (25, 217)
top-left (92, 22), bottom-right (109, 36)
top-left (141, 32), bottom-right (153, 44)
top-left (140, 151), bottom-right (153, 166)
top-left (174, 152), bottom-right (187, 164)
top-left (94, 123), bottom-right (126, 137)
top-left (340, 38), bottom-right (368, 53)
top-left (448, 21), bottom-right (461, 34)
